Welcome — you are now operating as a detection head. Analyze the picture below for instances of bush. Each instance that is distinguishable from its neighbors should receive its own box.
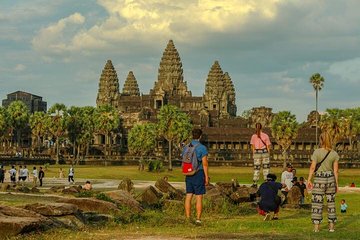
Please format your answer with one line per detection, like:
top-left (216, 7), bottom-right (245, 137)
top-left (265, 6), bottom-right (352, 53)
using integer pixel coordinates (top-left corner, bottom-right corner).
top-left (147, 160), bottom-right (163, 172)
top-left (75, 191), bottom-right (94, 198)
top-left (95, 193), bottom-right (114, 203)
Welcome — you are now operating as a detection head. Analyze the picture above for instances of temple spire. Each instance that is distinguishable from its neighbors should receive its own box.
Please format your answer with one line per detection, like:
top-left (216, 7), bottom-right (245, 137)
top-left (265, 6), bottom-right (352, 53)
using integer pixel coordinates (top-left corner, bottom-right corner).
top-left (96, 60), bottom-right (120, 108)
top-left (122, 71), bottom-right (140, 96)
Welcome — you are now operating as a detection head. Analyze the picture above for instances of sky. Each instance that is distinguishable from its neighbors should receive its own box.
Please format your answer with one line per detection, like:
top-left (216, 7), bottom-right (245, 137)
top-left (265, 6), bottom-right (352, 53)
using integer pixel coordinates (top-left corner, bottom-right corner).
top-left (1, 0), bottom-right (360, 122)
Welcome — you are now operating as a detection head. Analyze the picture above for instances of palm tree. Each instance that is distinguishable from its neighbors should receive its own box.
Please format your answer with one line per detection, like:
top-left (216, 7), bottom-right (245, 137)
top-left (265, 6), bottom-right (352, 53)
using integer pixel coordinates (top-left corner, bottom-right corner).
top-left (6, 101), bottom-right (30, 148)
top-left (309, 73), bottom-right (325, 147)
top-left (157, 105), bottom-right (192, 171)
top-left (29, 111), bottom-right (49, 153)
top-left (48, 103), bottom-right (67, 164)
top-left (270, 111), bottom-right (299, 169)
top-left (0, 107), bottom-right (10, 151)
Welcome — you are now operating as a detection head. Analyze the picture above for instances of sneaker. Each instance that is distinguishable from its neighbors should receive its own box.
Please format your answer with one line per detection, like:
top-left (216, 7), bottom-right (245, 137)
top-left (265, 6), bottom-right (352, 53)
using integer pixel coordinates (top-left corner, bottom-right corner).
top-left (272, 216), bottom-right (279, 220)
top-left (329, 229), bottom-right (335, 232)
top-left (251, 183), bottom-right (258, 188)
top-left (195, 219), bottom-right (202, 226)
top-left (263, 213), bottom-right (271, 221)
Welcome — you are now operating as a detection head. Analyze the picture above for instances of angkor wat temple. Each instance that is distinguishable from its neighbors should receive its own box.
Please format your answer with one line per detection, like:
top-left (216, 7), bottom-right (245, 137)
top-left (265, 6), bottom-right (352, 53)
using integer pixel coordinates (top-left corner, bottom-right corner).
top-left (96, 40), bottom-right (359, 166)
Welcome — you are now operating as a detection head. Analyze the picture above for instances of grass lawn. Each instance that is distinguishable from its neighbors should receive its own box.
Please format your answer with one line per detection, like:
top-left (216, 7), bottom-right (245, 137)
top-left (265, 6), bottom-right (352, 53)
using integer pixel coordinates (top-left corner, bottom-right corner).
top-left (39, 165), bottom-right (360, 186)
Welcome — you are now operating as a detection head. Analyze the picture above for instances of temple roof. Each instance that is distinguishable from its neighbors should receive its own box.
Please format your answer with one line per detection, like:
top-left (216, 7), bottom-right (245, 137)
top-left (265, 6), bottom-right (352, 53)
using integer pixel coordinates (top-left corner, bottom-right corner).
top-left (122, 71), bottom-right (140, 96)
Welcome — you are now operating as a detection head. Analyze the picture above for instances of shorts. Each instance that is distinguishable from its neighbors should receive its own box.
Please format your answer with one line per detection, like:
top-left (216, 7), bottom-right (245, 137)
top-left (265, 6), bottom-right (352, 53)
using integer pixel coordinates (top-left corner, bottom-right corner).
top-left (185, 170), bottom-right (206, 195)
top-left (20, 176), bottom-right (27, 181)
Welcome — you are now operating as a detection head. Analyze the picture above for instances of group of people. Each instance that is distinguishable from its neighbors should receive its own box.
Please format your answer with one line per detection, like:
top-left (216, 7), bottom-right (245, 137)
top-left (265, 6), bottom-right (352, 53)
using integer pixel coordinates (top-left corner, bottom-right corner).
top-left (0, 165), bottom-right (45, 187)
top-left (183, 124), bottom-right (344, 233)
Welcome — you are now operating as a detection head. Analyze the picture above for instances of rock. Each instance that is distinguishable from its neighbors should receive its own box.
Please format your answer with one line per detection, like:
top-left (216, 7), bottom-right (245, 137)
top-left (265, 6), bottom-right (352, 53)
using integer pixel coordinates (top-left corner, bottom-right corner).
top-left (215, 182), bottom-right (236, 196)
top-left (204, 187), bottom-right (228, 205)
top-left (155, 178), bottom-right (184, 200)
top-left (48, 186), bottom-right (65, 193)
top-left (0, 205), bottom-right (54, 238)
top-left (83, 212), bottom-right (114, 224)
top-left (15, 186), bottom-right (30, 193)
top-left (287, 186), bottom-right (302, 205)
top-left (104, 190), bottom-right (144, 213)
top-left (205, 183), bottom-right (216, 192)
top-left (230, 186), bottom-right (251, 203)
top-left (51, 215), bottom-right (86, 229)
top-left (31, 187), bottom-right (40, 193)
top-left (1, 183), bottom-right (10, 192)
top-left (57, 197), bottom-right (121, 215)
top-left (136, 186), bottom-right (163, 207)
top-left (118, 178), bottom-right (135, 194)
top-left (62, 185), bottom-right (82, 194)
top-left (23, 203), bottom-right (79, 216)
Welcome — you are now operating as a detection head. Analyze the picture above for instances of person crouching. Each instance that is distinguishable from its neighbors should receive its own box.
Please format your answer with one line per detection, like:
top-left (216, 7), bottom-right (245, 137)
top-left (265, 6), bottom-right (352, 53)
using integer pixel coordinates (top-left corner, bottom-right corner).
top-left (257, 173), bottom-right (285, 221)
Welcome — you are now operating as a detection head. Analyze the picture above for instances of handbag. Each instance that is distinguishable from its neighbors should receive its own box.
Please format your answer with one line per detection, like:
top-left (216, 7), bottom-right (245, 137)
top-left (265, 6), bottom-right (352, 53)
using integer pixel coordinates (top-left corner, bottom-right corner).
top-left (314, 150), bottom-right (331, 172)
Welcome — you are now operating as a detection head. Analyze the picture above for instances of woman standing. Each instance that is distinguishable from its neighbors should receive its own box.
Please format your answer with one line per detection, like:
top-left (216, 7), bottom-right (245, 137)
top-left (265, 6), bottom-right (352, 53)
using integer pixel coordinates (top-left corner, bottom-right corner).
top-left (250, 123), bottom-right (271, 187)
top-left (307, 132), bottom-right (339, 232)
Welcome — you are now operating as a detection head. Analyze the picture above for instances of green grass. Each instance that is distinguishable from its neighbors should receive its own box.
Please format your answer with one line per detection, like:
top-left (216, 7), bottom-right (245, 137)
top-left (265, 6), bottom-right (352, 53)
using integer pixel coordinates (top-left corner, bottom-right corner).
top-left (40, 165), bottom-right (360, 186)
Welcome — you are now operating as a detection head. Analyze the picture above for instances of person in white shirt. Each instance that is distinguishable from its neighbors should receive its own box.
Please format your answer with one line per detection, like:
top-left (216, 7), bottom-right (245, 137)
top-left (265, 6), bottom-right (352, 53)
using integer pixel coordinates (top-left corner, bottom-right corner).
top-left (32, 166), bottom-right (38, 186)
top-left (281, 163), bottom-right (294, 198)
top-left (68, 166), bottom-right (75, 184)
top-left (22, 166), bottom-right (29, 182)
top-left (9, 166), bottom-right (17, 184)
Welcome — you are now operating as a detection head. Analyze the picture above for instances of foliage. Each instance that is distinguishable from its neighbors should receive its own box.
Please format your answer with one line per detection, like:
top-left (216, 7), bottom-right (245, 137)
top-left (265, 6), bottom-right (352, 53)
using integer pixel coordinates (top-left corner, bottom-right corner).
top-left (75, 190), bottom-right (95, 198)
top-left (271, 111), bottom-right (299, 167)
top-left (309, 73), bottom-right (325, 91)
top-left (128, 123), bottom-right (157, 157)
top-left (157, 105), bottom-right (192, 171)
top-left (95, 192), bottom-right (115, 203)
top-left (0, 107), bottom-right (9, 145)
top-left (147, 159), bottom-right (163, 172)
top-left (29, 111), bottom-right (49, 152)
top-left (6, 100), bottom-right (30, 145)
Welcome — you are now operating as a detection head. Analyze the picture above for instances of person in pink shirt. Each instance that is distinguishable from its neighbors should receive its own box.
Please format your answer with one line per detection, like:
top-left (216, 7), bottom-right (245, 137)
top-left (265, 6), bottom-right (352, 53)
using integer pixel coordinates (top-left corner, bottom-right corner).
top-left (250, 123), bottom-right (271, 187)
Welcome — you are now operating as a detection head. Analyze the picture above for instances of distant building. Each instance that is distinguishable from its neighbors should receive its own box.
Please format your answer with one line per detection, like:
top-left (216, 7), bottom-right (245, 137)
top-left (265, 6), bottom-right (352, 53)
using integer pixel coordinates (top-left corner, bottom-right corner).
top-left (2, 91), bottom-right (47, 113)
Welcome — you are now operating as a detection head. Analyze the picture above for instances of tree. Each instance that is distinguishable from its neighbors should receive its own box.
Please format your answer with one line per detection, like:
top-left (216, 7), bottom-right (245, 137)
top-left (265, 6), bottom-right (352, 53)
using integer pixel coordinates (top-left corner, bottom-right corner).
top-left (157, 105), bottom-right (192, 171)
top-left (0, 107), bottom-right (10, 151)
top-left (6, 101), bottom-right (30, 147)
top-left (94, 105), bottom-right (121, 159)
top-left (66, 106), bottom-right (84, 159)
top-left (309, 73), bottom-right (325, 147)
top-left (29, 111), bottom-right (49, 153)
top-left (128, 123), bottom-right (157, 171)
top-left (48, 103), bottom-right (67, 164)
top-left (270, 111), bottom-right (299, 168)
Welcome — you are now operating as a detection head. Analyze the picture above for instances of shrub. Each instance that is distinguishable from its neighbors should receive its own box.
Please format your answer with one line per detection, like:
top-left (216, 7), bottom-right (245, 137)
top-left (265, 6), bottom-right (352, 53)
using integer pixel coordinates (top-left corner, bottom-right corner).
top-left (75, 191), bottom-right (94, 198)
top-left (147, 160), bottom-right (163, 172)
top-left (95, 193), bottom-right (114, 203)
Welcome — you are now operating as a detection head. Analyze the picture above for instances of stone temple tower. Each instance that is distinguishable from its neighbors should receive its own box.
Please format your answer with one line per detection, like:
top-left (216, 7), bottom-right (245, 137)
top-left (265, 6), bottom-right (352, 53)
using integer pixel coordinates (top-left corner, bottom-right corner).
top-left (203, 61), bottom-right (236, 118)
top-left (96, 60), bottom-right (121, 108)
top-left (150, 40), bottom-right (191, 108)
top-left (122, 71), bottom-right (140, 96)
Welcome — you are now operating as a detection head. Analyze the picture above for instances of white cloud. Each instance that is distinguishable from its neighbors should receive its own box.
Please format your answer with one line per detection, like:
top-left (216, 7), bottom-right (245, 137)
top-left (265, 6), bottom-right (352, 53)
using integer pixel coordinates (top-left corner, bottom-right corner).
top-left (328, 58), bottom-right (360, 83)
top-left (32, 0), bottom-right (283, 54)
top-left (14, 64), bottom-right (26, 72)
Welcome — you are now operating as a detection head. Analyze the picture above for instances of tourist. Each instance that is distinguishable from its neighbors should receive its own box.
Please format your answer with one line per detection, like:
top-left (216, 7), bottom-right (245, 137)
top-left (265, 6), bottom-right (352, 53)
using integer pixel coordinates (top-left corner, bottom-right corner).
top-left (340, 199), bottom-right (348, 214)
top-left (292, 168), bottom-right (297, 177)
top-left (350, 182), bottom-right (355, 187)
top-left (184, 128), bottom-right (209, 225)
top-left (250, 123), bottom-right (271, 188)
top-left (0, 165), bottom-right (4, 183)
top-left (9, 165), bottom-right (17, 184)
top-left (257, 173), bottom-right (285, 221)
top-left (59, 168), bottom-right (64, 178)
top-left (307, 131), bottom-right (339, 233)
top-left (38, 167), bottom-right (45, 187)
top-left (83, 180), bottom-right (92, 190)
top-left (22, 166), bottom-right (29, 182)
top-left (281, 163), bottom-right (294, 199)
top-left (32, 166), bottom-right (38, 187)
top-left (68, 166), bottom-right (75, 184)
top-left (294, 177), bottom-right (307, 204)
top-left (18, 165), bottom-right (23, 182)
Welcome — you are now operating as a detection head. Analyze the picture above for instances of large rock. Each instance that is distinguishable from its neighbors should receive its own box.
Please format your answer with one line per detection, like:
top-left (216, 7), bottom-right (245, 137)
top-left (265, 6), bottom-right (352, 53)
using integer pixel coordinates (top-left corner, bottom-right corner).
top-left (62, 185), bottom-right (82, 194)
top-left (0, 205), bottom-right (54, 238)
top-left (57, 197), bottom-right (121, 215)
top-left (24, 202), bottom-right (79, 216)
top-left (287, 186), bottom-right (302, 205)
top-left (118, 178), bottom-right (135, 194)
top-left (1, 183), bottom-right (10, 192)
top-left (136, 186), bottom-right (163, 207)
top-left (230, 186), bottom-right (251, 203)
top-left (155, 178), bottom-right (184, 200)
top-left (15, 186), bottom-right (30, 193)
top-left (204, 187), bottom-right (228, 205)
top-left (215, 182), bottom-right (237, 196)
top-left (48, 186), bottom-right (65, 193)
top-left (104, 190), bottom-right (144, 213)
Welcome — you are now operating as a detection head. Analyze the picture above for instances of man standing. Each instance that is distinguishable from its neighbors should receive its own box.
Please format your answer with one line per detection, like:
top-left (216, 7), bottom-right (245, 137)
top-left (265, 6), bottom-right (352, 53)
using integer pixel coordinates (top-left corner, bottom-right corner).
top-left (281, 163), bottom-right (294, 199)
top-left (9, 166), bottom-right (17, 184)
top-left (38, 167), bottom-right (45, 187)
top-left (184, 128), bottom-right (209, 225)
top-left (68, 166), bottom-right (75, 184)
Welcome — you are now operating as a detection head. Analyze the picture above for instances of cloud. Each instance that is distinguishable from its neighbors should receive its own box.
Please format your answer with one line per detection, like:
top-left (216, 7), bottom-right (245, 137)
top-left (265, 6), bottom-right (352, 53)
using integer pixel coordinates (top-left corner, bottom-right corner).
top-left (328, 58), bottom-right (360, 83)
top-left (14, 64), bottom-right (26, 71)
top-left (32, 0), bottom-right (283, 54)
top-left (32, 13), bottom-right (86, 54)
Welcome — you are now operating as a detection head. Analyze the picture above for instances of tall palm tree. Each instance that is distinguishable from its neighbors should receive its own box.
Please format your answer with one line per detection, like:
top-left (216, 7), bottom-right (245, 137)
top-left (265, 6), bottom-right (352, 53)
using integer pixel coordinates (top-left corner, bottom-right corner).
top-left (309, 73), bottom-right (325, 147)
top-left (48, 103), bottom-right (67, 164)
top-left (29, 111), bottom-right (49, 153)
top-left (6, 101), bottom-right (30, 148)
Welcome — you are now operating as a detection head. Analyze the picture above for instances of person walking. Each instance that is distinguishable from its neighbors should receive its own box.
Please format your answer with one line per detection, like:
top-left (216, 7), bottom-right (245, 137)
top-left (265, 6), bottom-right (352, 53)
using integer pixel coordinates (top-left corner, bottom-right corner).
top-left (250, 122), bottom-right (271, 187)
top-left (9, 165), bottom-right (17, 184)
top-left (32, 166), bottom-right (38, 187)
top-left (184, 128), bottom-right (209, 225)
top-left (0, 165), bottom-right (5, 183)
top-left (68, 166), bottom-right (75, 184)
top-left (307, 131), bottom-right (339, 233)
top-left (38, 167), bottom-right (45, 187)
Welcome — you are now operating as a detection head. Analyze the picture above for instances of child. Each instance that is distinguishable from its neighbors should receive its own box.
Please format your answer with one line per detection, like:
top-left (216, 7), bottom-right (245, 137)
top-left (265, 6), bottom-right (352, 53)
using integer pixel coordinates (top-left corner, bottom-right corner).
top-left (340, 199), bottom-right (348, 213)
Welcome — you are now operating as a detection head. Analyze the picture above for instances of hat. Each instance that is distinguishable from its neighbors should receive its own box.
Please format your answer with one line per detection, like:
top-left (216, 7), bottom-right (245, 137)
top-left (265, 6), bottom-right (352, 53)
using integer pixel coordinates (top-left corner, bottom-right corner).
top-left (286, 163), bottom-right (293, 168)
top-left (291, 177), bottom-right (298, 183)
top-left (266, 173), bottom-right (277, 181)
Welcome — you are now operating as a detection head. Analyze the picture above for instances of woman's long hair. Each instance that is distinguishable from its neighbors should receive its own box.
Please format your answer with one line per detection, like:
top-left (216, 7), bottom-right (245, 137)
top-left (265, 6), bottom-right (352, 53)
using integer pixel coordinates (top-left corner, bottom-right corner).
top-left (255, 123), bottom-right (262, 138)
top-left (319, 131), bottom-right (332, 150)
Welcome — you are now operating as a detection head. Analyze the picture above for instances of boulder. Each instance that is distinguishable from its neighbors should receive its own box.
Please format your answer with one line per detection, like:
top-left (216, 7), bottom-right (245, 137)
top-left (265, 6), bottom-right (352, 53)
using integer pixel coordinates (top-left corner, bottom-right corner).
top-left (62, 185), bottom-right (82, 194)
top-left (230, 186), bottom-right (251, 203)
top-left (118, 178), bottom-right (135, 194)
top-left (287, 186), bottom-right (302, 205)
top-left (204, 187), bottom-right (228, 205)
top-left (155, 178), bottom-right (184, 200)
top-left (51, 215), bottom-right (86, 229)
top-left (104, 190), bottom-right (144, 213)
top-left (83, 212), bottom-right (114, 224)
top-left (0, 205), bottom-right (53, 238)
top-left (57, 197), bottom-right (121, 215)
top-left (48, 186), bottom-right (65, 193)
top-left (1, 183), bottom-right (10, 192)
top-left (31, 187), bottom-right (40, 193)
top-left (136, 186), bottom-right (163, 207)
top-left (215, 182), bottom-right (236, 196)
top-left (15, 186), bottom-right (30, 193)
top-left (23, 202), bottom-right (79, 216)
